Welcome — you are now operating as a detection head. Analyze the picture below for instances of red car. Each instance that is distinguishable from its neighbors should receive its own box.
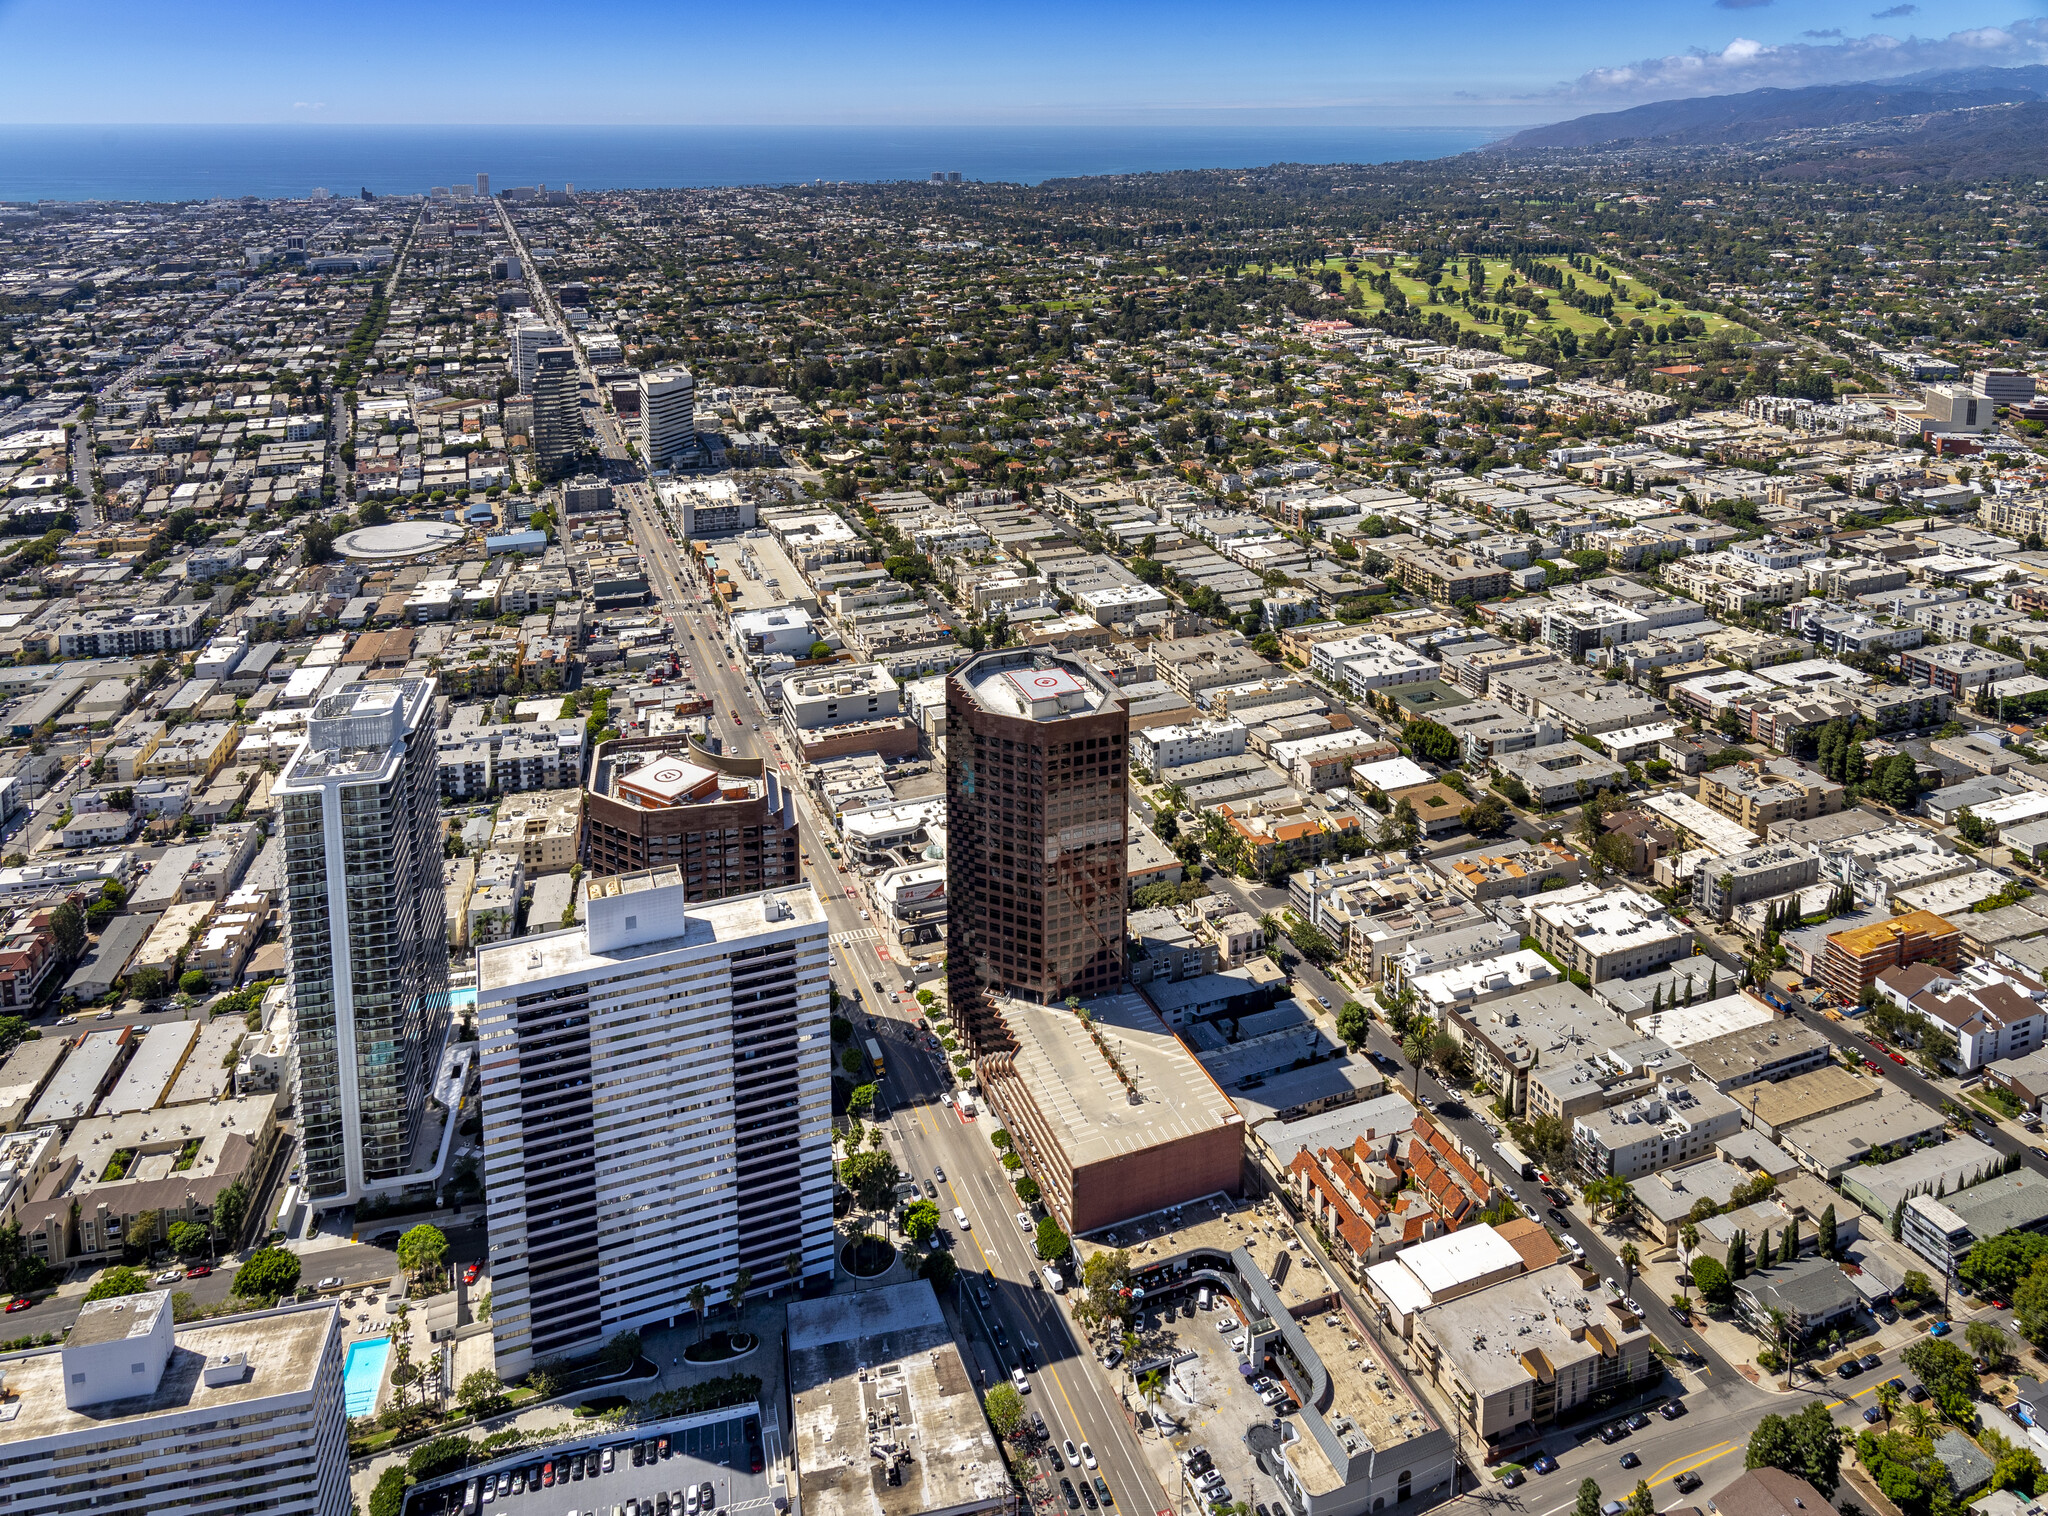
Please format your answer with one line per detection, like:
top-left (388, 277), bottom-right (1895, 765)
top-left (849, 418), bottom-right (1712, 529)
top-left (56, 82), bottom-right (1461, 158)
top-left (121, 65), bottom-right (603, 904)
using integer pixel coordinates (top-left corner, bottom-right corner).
top-left (1889, 1051), bottom-right (1908, 1066)
top-left (4, 1297), bottom-right (31, 1313)
top-left (185, 1265), bottom-right (212, 1279)
top-left (543, 1462), bottom-right (555, 1488)
top-left (464, 1265), bottom-right (480, 1285)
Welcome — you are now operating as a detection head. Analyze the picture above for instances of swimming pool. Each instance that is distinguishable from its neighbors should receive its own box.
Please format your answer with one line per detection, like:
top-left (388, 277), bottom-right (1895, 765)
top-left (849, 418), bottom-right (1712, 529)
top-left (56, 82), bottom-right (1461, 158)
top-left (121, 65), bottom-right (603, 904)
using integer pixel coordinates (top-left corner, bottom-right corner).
top-left (342, 1338), bottom-right (391, 1418)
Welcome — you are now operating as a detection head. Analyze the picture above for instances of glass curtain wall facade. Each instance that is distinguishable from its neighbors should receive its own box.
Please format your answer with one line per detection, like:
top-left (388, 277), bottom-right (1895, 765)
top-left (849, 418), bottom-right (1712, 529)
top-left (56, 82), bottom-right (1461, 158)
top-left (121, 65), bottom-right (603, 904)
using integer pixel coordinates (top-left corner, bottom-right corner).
top-left (281, 681), bottom-right (448, 1203)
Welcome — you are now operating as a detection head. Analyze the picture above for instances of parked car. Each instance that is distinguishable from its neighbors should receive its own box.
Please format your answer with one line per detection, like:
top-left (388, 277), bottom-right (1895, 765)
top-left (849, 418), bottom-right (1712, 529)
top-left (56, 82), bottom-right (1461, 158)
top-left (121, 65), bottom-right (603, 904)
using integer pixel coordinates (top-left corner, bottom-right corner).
top-left (1859, 1353), bottom-right (1883, 1372)
top-left (1659, 1400), bottom-right (1686, 1419)
top-left (1531, 1455), bottom-right (1557, 1475)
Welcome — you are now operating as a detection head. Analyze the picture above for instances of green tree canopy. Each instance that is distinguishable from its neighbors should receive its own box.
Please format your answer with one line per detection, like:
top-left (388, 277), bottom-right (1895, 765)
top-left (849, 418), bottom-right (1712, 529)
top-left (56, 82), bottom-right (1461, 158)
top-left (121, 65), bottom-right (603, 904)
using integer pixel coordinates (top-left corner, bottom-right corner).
top-left (1036, 1218), bottom-right (1071, 1261)
top-left (1745, 1403), bottom-right (1842, 1496)
top-left (1901, 1337), bottom-right (1979, 1422)
top-left (918, 1249), bottom-right (958, 1290)
top-left (456, 1367), bottom-right (508, 1418)
top-left (232, 1246), bottom-right (301, 1302)
top-left (1404, 719), bottom-right (1460, 766)
top-left (1689, 1254), bottom-right (1734, 1306)
top-left (396, 1223), bottom-right (449, 1284)
top-left (902, 1200), bottom-right (940, 1247)
top-left (839, 1150), bottom-right (901, 1210)
top-left (1960, 1233), bottom-right (2048, 1298)
top-left (1335, 1001), bottom-right (1371, 1048)
top-left (84, 1265), bottom-right (151, 1302)
top-left (984, 1382), bottom-right (1026, 1440)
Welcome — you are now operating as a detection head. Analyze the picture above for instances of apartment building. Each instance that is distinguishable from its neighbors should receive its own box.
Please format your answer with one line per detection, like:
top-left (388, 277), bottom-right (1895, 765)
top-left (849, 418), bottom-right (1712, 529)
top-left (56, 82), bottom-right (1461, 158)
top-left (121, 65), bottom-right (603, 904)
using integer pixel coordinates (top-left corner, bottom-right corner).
top-left (477, 871), bottom-right (834, 1376)
top-left (1884, 960), bottom-right (2048, 1072)
top-left (1697, 759), bottom-right (1844, 835)
top-left (1822, 909), bottom-right (1962, 1006)
top-left (0, 1293), bottom-right (349, 1516)
top-left (1411, 1264), bottom-right (1655, 1452)
top-left (1899, 642), bottom-right (2025, 696)
top-left (1572, 1078), bottom-right (1744, 1180)
top-left (275, 680), bottom-right (448, 1205)
top-left (1528, 883), bottom-right (1694, 983)
top-left (1691, 843), bottom-right (1819, 922)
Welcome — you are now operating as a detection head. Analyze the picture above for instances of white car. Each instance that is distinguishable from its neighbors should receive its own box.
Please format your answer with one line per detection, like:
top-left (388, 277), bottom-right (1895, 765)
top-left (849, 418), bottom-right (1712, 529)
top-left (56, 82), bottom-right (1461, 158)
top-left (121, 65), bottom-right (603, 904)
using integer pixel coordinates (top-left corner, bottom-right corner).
top-left (953, 1206), bottom-right (971, 1231)
top-left (1216, 1317), bottom-right (1238, 1333)
top-left (1012, 1366), bottom-right (1030, 1393)
top-left (1232, 1334), bottom-right (1247, 1352)
top-left (1081, 1444), bottom-right (1097, 1470)
top-left (152, 1268), bottom-right (183, 1285)
top-left (1064, 1440), bottom-right (1080, 1465)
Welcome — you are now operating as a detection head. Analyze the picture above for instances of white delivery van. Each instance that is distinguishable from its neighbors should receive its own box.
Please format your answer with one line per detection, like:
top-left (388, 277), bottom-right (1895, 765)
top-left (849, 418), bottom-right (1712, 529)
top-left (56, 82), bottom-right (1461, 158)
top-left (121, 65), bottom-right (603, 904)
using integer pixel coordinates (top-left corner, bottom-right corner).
top-left (1044, 1267), bottom-right (1066, 1293)
top-left (1198, 1287), bottom-right (1212, 1311)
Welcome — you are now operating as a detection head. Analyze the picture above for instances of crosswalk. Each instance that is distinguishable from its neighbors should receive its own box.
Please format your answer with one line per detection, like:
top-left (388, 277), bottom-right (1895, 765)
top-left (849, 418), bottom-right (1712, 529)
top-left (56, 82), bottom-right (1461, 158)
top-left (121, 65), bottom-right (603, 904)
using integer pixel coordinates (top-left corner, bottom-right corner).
top-left (832, 927), bottom-right (885, 945)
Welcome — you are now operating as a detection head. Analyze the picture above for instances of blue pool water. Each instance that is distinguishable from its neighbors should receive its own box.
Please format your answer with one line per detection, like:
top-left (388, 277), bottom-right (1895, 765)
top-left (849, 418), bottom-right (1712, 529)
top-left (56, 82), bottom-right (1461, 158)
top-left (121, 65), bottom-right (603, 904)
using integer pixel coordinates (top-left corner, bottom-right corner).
top-left (342, 1338), bottom-right (391, 1417)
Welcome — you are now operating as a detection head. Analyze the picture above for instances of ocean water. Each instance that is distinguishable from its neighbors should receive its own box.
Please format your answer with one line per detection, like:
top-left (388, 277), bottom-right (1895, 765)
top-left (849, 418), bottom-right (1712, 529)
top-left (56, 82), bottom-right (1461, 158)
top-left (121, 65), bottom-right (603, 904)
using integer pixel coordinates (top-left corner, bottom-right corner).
top-left (0, 124), bottom-right (1506, 203)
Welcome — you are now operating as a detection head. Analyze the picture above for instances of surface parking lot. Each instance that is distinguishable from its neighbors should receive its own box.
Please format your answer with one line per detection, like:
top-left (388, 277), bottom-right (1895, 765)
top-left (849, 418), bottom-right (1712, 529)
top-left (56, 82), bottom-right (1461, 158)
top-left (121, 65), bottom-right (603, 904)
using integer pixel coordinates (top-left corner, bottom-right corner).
top-left (1125, 1283), bottom-right (1295, 1516)
top-left (406, 1409), bottom-right (770, 1516)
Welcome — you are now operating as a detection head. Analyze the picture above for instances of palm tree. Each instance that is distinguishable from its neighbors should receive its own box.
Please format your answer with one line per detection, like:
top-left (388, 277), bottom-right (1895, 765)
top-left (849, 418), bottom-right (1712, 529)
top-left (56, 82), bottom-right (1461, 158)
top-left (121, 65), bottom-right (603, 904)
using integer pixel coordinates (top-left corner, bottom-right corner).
top-left (1876, 1382), bottom-right (1902, 1428)
top-left (1678, 1222), bottom-right (1699, 1261)
top-left (687, 1282), bottom-right (710, 1344)
top-left (1619, 1243), bottom-right (1640, 1284)
top-left (785, 1250), bottom-right (804, 1293)
top-left (727, 1267), bottom-right (754, 1325)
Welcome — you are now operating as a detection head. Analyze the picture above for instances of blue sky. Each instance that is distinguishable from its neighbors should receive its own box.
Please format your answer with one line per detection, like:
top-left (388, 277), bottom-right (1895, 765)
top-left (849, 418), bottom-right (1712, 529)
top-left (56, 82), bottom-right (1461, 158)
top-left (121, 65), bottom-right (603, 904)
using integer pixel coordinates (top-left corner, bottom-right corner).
top-left (0, 0), bottom-right (2039, 125)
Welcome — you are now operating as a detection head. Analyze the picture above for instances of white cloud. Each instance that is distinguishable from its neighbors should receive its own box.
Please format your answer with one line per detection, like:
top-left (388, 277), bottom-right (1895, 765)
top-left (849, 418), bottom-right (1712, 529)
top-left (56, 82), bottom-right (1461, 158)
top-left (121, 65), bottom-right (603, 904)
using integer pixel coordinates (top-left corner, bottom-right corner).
top-left (291, 100), bottom-right (326, 111)
top-left (1548, 14), bottom-right (2048, 105)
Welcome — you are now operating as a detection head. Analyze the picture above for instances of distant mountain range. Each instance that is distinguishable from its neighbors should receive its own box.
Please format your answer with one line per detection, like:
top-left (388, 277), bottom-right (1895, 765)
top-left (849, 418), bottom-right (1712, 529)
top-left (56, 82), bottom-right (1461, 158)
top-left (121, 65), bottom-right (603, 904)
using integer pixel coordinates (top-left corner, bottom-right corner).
top-left (1490, 64), bottom-right (2048, 180)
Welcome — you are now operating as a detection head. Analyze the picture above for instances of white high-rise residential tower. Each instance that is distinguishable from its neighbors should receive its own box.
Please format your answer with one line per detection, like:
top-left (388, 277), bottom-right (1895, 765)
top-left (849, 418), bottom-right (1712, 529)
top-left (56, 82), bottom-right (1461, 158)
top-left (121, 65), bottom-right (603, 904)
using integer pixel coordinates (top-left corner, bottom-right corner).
top-left (640, 368), bottom-right (696, 467)
top-left (477, 170), bottom-right (490, 197)
top-left (512, 321), bottom-right (563, 394)
top-left (276, 680), bottom-right (448, 1204)
top-left (475, 868), bottom-right (833, 1376)
top-left (0, 1292), bottom-right (350, 1516)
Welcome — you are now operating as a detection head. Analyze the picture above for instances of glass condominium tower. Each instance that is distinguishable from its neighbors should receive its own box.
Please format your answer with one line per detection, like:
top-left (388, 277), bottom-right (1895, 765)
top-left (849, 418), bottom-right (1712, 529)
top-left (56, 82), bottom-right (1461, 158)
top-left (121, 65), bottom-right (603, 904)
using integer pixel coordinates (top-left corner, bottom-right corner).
top-left (277, 680), bottom-right (448, 1204)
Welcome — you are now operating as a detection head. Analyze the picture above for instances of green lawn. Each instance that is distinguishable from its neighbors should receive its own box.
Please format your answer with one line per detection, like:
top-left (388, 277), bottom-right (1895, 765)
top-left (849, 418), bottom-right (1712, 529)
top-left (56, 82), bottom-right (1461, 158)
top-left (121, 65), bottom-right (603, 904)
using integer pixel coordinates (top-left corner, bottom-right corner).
top-left (1248, 257), bottom-right (1747, 359)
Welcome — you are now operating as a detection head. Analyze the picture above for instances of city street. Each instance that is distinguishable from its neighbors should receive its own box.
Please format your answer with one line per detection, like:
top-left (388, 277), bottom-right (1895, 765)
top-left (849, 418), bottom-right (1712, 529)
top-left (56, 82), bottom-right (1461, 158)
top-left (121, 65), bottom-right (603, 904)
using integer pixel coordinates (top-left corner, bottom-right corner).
top-left (484, 219), bottom-right (1173, 1514)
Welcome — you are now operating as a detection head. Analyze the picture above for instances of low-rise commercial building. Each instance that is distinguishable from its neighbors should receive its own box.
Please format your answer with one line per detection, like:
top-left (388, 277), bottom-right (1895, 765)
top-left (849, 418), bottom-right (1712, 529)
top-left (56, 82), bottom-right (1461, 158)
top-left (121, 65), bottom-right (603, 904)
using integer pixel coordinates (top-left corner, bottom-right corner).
top-left (978, 990), bottom-right (1242, 1234)
top-left (788, 1283), bottom-right (1012, 1516)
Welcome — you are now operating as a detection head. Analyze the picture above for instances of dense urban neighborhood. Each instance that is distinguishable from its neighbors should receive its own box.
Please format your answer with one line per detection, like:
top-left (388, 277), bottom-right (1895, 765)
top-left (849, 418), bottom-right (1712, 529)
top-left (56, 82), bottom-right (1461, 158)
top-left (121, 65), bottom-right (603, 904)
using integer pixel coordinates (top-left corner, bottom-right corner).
top-left (5, 140), bottom-right (2048, 1516)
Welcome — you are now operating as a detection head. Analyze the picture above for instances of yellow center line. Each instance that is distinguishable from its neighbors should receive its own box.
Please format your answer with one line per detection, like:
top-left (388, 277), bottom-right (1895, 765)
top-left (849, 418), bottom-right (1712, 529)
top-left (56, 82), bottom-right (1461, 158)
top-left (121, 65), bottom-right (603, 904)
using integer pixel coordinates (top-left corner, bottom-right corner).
top-left (1645, 1440), bottom-right (1735, 1487)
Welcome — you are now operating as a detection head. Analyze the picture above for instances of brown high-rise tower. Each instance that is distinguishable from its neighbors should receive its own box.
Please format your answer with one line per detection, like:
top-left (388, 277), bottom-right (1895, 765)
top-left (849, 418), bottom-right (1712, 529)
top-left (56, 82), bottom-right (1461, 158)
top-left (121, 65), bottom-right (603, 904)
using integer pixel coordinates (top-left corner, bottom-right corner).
top-left (945, 651), bottom-right (1129, 1056)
